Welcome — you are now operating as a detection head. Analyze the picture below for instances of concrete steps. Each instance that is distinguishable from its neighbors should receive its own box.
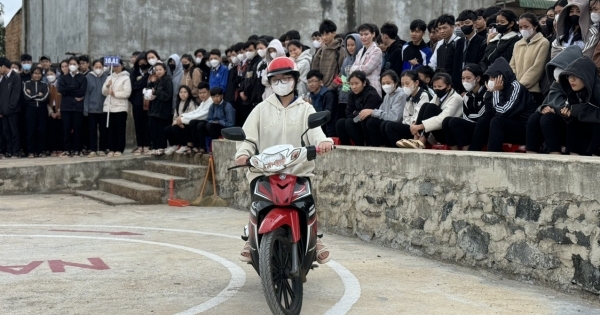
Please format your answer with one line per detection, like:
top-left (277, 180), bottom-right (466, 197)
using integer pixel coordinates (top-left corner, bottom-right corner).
top-left (121, 170), bottom-right (187, 188)
top-left (99, 179), bottom-right (163, 204)
top-left (144, 161), bottom-right (207, 179)
top-left (76, 190), bottom-right (138, 206)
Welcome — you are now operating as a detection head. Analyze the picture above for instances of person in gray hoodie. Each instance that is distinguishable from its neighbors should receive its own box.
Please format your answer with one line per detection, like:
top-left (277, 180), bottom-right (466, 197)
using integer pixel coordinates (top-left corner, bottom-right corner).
top-left (338, 33), bottom-right (363, 119)
top-left (84, 59), bottom-right (109, 156)
top-left (167, 54), bottom-right (184, 110)
top-left (362, 70), bottom-right (407, 147)
top-left (526, 46), bottom-right (582, 154)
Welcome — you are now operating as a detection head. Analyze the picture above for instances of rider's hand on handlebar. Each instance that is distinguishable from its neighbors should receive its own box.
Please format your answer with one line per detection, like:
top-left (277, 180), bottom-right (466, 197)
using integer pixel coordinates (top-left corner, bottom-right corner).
top-left (317, 142), bottom-right (334, 155)
top-left (236, 155), bottom-right (249, 166)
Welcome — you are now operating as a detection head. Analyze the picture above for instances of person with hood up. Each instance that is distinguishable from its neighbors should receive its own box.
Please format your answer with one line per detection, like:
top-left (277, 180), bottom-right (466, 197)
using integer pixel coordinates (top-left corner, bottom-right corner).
top-left (338, 34), bottom-right (363, 120)
top-left (167, 54), bottom-right (183, 110)
top-left (262, 39), bottom-right (286, 100)
top-left (335, 70), bottom-right (383, 146)
top-left (396, 73), bottom-right (463, 149)
top-left (84, 60), bottom-right (109, 157)
top-left (558, 56), bottom-right (600, 156)
top-left (147, 63), bottom-right (174, 156)
top-left (311, 19), bottom-right (347, 90)
top-left (287, 40), bottom-right (313, 97)
top-left (470, 57), bottom-right (537, 152)
top-left (510, 13), bottom-right (551, 106)
top-left (589, 0), bottom-right (600, 71)
top-left (363, 70), bottom-right (407, 147)
top-left (551, 0), bottom-right (598, 58)
top-left (480, 9), bottom-right (521, 71)
top-left (526, 46), bottom-right (582, 154)
top-left (23, 67), bottom-right (49, 158)
top-left (235, 57), bottom-right (334, 264)
top-left (351, 23), bottom-right (384, 97)
top-left (102, 60), bottom-right (132, 157)
top-left (129, 52), bottom-right (151, 155)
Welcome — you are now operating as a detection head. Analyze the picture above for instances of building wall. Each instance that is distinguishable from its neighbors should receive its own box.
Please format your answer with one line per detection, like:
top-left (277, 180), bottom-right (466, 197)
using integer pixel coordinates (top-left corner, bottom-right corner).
top-left (23, 0), bottom-right (494, 61)
top-left (5, 9), bottom-right (22, 61)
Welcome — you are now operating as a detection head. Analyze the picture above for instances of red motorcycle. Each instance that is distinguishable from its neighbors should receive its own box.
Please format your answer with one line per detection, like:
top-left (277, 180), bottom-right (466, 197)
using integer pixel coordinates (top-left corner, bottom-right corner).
top-left (221, 111), bottom-right (331, 315)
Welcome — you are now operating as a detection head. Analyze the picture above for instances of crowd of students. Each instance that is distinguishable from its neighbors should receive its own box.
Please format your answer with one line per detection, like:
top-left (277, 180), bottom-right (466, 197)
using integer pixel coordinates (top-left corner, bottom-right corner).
top-left (1, 0), bottom-right (600, 158)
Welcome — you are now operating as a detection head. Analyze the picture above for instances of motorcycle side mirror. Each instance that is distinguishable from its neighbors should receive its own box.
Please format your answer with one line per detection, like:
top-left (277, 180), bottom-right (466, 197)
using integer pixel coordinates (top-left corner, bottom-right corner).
top-left (221, 127), bottom-right (246, 141)
top-left (307, 111), bottom-right (331, 129)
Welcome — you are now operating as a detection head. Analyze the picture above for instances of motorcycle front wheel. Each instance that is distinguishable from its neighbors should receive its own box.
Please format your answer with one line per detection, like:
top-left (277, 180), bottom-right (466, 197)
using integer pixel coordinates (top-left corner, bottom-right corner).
top-left (259, 227), bottom-right (303, 315)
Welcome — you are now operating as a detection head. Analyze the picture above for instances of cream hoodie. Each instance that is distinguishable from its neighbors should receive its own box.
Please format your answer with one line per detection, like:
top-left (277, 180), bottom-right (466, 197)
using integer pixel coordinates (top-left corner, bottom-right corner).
top-left (235, 94), bottom-right (333, 183)
top-left (102, 70), bottom-right (132, 113)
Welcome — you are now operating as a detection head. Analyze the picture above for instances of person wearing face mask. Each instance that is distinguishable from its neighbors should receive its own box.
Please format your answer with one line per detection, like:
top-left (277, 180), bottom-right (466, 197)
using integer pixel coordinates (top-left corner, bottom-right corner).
top-left (590, 0), bottom-right (600, 72)
top-left (225, 43), bottom-right (245, 116)
top-left (510, 13), bottom-right (550, 106)
top-left (83, 60), bottom-right (109, 157)
top-left (551, 0), bottom-right (597, 58)
top-left (167, 54), bottom-right (184, 110)
top-left (396, 73), bottom-right (462, 149)
top-left (335, 71), bottom-right (383, 146)
top-left (22, 67), bottom-right (50, 158)
top-left (384, 70), bottom-right (433, 147)
top-left (287, 40), bottom-right (312, 97)
top-left (235, 57), bottom-right (334, 264)
top-left (194, 48), bottom-right (210, 83)
top-left (469, 57), bottom-right (537, 152)
top-left (238, 41), bottom-right (263, 124)
top-left (311, 31), bottom-right (322, 51)
top-left (526, 46), bottom-right (582, 154)
top-left (44, 68), bottom-right (63, 157)
top-left (362, 70), bottom-right (407, 147)
top-left (180, 54), bottom-right (202, 102)
top-left (480, 9), bottom-right (521, 71)
top-left (102, 60), bottom-right (132, 157)
top-left (262, 39), bottom-right (286, 101)
top-left (251, 39), bottom-right (269, 105)
top-left (20, 54), bottom-right (33, 82)
top-left (207, 49), bottom-right (229, 93)
top-left (147, 63), bottom-right (174, 156)
top-left (128, 52), bottom-right (151, 155)
top-left (58, 56), bottom-right (88, 158)
top-left (441, 64), bottom-right (487, 150)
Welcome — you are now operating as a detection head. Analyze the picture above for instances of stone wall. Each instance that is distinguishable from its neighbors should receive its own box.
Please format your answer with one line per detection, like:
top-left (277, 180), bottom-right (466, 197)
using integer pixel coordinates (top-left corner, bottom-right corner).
top-left (5, 9), bottom-right (22, 61)
top-left (213, 141), bottom-right (600, 294)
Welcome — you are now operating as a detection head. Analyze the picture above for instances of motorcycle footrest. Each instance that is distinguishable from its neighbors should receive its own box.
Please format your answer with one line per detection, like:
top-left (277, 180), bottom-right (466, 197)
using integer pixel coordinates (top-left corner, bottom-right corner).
top-left (317, 234), bottom-right (323, 238)
top-left (311, 264), bottom-right (319, 270)
top-left (241, 235), bottom-right (249, 241)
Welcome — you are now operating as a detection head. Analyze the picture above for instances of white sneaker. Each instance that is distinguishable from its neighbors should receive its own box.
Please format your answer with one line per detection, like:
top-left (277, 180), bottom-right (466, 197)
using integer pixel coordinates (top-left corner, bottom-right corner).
top-left (165, 145), bottom-right (178, 155)
top-left (175, 146), bottom-right (188, 154)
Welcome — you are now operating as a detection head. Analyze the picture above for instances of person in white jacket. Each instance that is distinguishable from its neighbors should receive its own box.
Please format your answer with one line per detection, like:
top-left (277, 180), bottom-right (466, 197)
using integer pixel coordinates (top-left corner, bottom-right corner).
top-left (175, 82), bottom-right (213, 154)
top-left (164, 85), bottom-right (198, 155)
top-left (235, 57), bottom-right (334, 265)
top-left (102, 61), bottom-right (132, 157)
top-left (287, 40), bottom-right (313, 97)
top-left (397, 72), bottom-right (463, 148)
top-left (261, 39), bottom-right (286, 100)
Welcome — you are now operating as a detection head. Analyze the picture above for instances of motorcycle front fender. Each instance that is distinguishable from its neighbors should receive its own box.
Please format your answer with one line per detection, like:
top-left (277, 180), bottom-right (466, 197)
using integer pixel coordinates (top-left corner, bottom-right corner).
top-left (258, 208), bottom-right (301, 243)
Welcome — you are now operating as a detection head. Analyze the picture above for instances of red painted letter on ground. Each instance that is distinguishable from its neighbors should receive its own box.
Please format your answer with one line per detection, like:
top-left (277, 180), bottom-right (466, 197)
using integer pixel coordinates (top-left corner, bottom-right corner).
top-left (47, 258), bottom-right (110, 273)
top-left (0, 261), bottom-right (44, 275)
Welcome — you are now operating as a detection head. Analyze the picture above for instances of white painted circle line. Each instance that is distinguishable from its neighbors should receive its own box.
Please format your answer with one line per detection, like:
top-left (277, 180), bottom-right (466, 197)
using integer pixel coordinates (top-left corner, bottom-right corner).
top-left (0, 234), bottom-right (246, 315)
top-left (0, 224), bottom-right (362, 314)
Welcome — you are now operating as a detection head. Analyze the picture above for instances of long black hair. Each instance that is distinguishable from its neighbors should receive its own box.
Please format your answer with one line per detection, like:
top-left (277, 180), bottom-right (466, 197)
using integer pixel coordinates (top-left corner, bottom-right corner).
top-left (176, 85), bottom-right (196, 115)
top-left (400, 70), bottom-right (429, 93)
top-left (181, 53), bottom-right (200, 79)
top-left (560, 6), bottom-right (582, 44)
top-left (348, 70), bottom-right (371, 87)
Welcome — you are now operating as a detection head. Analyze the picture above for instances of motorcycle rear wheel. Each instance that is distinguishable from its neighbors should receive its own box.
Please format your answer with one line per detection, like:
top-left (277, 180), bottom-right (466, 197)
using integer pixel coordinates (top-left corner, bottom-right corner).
top-left (259, 227), bottom-right (303, 315)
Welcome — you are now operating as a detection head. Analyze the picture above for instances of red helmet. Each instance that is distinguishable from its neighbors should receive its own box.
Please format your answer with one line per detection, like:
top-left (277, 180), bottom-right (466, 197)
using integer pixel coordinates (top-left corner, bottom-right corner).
top-left (267, 57), bottom-right (299, 78)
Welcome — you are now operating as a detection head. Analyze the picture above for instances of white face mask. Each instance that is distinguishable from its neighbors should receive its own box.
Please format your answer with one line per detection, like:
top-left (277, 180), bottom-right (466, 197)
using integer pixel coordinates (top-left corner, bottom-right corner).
top-left (402, 85), bottom-right (414, 96)
top-left (382, 84), bottom-right (395, 94)
top-left (593, 13), bottom-right (600, 24)
top-left (487, 80), bottom-right (495, 90)
top-left (210, 59), bottom-right (220, 68)
top-left (270, 52), bottom-right (278, 59)
top-left (313, 40), bottom-right (322, 49)
top-left (237, 53), bottom-right (246, 62)
top-left (93, 69), bottom-right (104, 76)
top-left (462, 80), bottom-right (475, 92)
top-left (148, 58), bottom-right (157, 66)
top-left (69, 65), bottom-right (78, 73)
top-left (257, 49), bottom-right (266, 58)
top-left (231, 56), bottom-right (239, 64)
top-left (245, 51), bottom-right (256, 60)
top-left (195, 57), bottom-right (203, 64)
top-left (272, 80), bottom-right (295, 96)
top-left (553, 68), bottom-right (563, 82)
top-left (520, 29), bottom-right (534, 39)
top-left (46, 75), bottom-right (56, 83)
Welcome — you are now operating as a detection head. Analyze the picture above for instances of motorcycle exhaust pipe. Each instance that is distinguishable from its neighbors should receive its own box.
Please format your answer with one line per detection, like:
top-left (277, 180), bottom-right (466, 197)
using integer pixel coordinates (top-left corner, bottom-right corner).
top-left (291, 242), bottom-right (300, 277)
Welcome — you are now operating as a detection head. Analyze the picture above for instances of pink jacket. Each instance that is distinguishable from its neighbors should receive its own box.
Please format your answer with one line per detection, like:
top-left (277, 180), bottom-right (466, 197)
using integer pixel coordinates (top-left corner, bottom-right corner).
top-left (351, 43), bottom-right (383, 97)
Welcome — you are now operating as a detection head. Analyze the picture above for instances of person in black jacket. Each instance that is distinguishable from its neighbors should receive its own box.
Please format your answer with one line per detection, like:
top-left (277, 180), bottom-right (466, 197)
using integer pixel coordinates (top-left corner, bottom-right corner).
top-left (238, 40), bottom-right (262, 125)
top-left (0, 57), bottom-right (23, 158)
top-left (558, 56), bottom-right (600, 156)
top-left (23, 68), bottom-right (50, 157)
top-left (335, 71), bottom-right (383, 145)
top-left (442, 64), bottom-right (487, 150)
top-left (147, 63), bottom-right (174, 155)
top-left (307, 70), bottom-right (337, 136)
top-left (381, 22), bottom-right (403, 76)
top-left (224, 42), bottom-right (244, 105)
top-left (129, 52), bottom-right (151, 155)
top-left (447, 10), bottom-right (487, 94)
top-left (58, 56), bottom-right (87, 158)
top-left (480, 9), bottom-right (521, 72)
top-left (470, 57), bottom-right (537, 152)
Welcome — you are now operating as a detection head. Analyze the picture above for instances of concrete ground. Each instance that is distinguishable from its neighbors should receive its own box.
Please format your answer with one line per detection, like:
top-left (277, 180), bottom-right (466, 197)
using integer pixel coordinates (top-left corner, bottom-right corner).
top-left (0, 195), bottom-right (599, 315)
